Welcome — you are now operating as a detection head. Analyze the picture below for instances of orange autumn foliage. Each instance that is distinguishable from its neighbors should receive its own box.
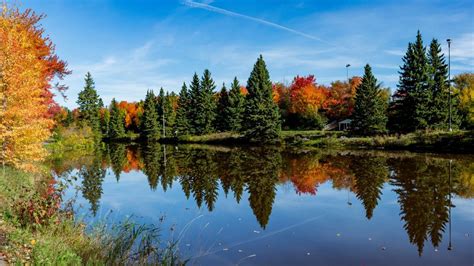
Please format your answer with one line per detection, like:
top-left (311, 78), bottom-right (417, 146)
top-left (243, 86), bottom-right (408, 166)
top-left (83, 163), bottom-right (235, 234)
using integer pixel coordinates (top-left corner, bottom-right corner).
top-left (288, 75), bottom-right (328, 115)
top-left (117, 101), bottom-right (143, 130)
top-left (0, 5), bottom-right (69, 170)
top-left (240, 86), bottom-right (248, 96)
top-left (324, 77), bottom-right (362, 120)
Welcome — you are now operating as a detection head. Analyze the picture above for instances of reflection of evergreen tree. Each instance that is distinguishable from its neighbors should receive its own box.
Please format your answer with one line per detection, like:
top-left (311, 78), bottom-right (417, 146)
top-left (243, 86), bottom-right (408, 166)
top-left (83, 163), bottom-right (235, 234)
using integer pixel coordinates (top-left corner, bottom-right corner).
top-left (352, 156), bottom-right (388, 219)
top-left (161, 145), bottom-right (177, 192)
top-left (227, 151), bottom-right (246, 203)
top-left (108, 143), bottom-right (127, 181)
top-left (141, 142), bottom-right (162, 190)
top-left (80, 153), bottom-right (106, 216)
top-left (390, 158), bottom-right (451, 256)
top-left (188, 150), bottom-right (219, 211)
top-left (245, 148), bottom-right (281, 229)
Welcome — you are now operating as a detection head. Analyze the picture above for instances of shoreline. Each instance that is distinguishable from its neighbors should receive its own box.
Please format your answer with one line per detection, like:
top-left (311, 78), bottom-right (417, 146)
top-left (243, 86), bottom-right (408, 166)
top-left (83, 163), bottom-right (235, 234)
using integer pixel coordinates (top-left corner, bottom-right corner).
top-left (143, 130), bottom-right (474, 154)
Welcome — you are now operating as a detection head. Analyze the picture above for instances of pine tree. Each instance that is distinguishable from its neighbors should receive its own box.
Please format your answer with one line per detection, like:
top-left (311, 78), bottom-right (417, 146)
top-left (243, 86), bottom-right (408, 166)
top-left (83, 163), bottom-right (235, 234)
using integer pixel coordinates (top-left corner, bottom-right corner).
top-left (352, 64), bottom-right (387, 135)
top-left (157, 87), bottom-right (165, 126)
top-left (188, 73), bottom-right (201, 135)
top-left (215, 83), bottom-right (230, 132)
top-left (163, 92), bottom-right (176, 137)
top-left (197, 69), bottom-right (217, 134)
top-left (175, 82), bottom-right (190, 135)
top-left (141, 90), bottom-right (160, 139)
top-left (77, 72), bottom-right (102, 136)
top-left (427, 39), bottom-right (459, 129)
top-left (241, 55), bottom-right (281, 142)
top-left (390, 31), bottom-right (431, 132)
top-left (226, 77), bottom-right (245, 131)
top-left (108, 98), bottom-right (126, 139)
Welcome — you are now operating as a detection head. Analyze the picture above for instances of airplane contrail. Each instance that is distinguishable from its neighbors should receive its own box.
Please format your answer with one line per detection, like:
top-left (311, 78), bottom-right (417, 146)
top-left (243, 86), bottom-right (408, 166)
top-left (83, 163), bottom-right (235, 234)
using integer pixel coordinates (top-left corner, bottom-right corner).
top-left (183, 0), bottom-right (334, 46)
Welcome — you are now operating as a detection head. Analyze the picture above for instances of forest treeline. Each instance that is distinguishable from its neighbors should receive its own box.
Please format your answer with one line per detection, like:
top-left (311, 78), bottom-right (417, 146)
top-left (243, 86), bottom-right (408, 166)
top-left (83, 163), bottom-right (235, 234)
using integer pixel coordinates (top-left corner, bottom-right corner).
top-left (56, 31), bottom-right (473, 144)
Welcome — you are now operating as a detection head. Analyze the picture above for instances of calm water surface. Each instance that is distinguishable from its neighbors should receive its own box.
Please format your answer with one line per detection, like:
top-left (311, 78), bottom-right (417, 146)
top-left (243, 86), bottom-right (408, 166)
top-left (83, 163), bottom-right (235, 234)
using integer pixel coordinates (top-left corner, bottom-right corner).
top-left (55, 144), bottom-right (474, 265)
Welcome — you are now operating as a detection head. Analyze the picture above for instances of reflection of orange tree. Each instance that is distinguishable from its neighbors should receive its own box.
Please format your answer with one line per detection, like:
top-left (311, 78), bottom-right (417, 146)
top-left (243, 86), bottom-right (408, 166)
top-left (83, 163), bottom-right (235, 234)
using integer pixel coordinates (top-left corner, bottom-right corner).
top-left (122, 146), bottom-right (143, 173)
top-left (280, 154), bottom-right (352, 195)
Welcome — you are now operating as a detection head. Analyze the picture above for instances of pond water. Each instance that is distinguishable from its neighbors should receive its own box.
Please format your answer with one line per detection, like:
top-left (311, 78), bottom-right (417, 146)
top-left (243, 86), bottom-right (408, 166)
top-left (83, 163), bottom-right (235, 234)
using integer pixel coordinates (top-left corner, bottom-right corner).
top-left (54, 144), bottom-right (474, 265)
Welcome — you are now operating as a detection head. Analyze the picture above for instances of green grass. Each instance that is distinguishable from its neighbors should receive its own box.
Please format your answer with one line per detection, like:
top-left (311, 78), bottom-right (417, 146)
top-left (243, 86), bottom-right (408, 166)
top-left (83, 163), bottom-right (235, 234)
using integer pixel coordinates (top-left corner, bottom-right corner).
top-left (160, 129), bottom-right (473, 152)
top-left (298, 130), bottom-right (474, 152)
top-left (0, 167), bottom-right (185, 265)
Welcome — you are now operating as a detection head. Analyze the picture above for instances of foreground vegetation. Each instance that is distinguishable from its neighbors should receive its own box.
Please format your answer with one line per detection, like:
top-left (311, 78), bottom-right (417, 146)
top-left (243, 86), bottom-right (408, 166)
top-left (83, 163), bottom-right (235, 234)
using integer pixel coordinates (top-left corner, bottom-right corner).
top-left (0, 166), bottom-right (184, 265)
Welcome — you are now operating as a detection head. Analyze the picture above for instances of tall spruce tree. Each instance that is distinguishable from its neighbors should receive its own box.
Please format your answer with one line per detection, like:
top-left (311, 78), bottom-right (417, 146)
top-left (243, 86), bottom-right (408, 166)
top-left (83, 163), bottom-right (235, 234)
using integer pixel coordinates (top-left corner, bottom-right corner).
top-left (197, 69), bottom-right (217, 134)
top-left (215, 83), bottom-right (230, 132)
top-left (141, 90), bottom-right (160, 139)
top-left (175, 82), bottom-right (190, 135)
top-left (188, 73), bottom-right (201, 135)
top-left (241, 55), bottom-right (281, 142)
top-left (352, 64), bottom-right (387, 135)
top-left (157, 87), bottom-right (165, 127)
top-left (108, 98), bottom-right (126, 139)
top-left (427, 39), bottom-right (457, 129)
top-left (163, 92), bottom-right (176, 137)
top-left (226, 77), bottom-right (245, 131)
top-left (390, 31), bottom-right (431, 132)
top-left (77, 72), bottom-right (102, 136)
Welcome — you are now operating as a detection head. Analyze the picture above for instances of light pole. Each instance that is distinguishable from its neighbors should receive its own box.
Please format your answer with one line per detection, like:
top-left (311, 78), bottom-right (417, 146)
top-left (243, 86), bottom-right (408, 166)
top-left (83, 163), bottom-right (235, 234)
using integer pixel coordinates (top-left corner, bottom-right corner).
top-left (346, 64), bottom-right (351, 85)
top-left (447, 39), bottom-right (452, 132)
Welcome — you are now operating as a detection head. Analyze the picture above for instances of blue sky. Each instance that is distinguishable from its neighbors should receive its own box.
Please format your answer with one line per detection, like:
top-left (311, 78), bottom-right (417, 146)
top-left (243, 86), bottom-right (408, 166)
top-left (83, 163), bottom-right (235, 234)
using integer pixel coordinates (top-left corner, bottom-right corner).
top-left (21, 0), bottom-right (474, 108)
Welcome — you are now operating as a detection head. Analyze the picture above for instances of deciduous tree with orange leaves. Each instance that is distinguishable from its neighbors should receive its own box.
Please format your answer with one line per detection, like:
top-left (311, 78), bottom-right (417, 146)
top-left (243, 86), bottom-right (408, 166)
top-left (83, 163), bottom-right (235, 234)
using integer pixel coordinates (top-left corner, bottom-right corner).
top-left (284, 75), bottom-right (328, 129)
top-left (0, 5), bottom-right (69, 171)
top-left (323, 77), bottom-right (362, 121)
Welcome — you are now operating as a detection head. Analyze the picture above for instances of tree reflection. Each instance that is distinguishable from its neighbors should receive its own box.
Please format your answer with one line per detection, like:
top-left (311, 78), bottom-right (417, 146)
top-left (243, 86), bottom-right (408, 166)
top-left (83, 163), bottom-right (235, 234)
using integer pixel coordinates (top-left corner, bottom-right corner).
top-left (79, 149), bottom-right (107, 215)
top-left (352, 157), bottom-right (388, 219)
top-left (56, 142), bottom-right (473, 255)
top-left (390, 158), bottom-right (451, 256)
top-left (245, 148), bottom-right (281, 229)
top-left (109, 143), bottom-right (127, 181)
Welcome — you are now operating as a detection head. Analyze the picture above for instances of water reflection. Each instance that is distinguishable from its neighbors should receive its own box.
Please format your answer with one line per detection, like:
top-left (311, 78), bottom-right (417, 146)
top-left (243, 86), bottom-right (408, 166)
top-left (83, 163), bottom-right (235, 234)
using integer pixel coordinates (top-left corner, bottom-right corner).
top-left (52, 144), bottom-right (473, 257)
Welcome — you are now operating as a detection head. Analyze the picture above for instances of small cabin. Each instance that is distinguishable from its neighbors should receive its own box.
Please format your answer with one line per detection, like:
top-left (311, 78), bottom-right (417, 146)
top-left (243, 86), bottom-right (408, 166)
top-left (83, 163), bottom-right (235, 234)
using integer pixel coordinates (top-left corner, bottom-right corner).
top-left (338, 119), bottom-right (352, 131)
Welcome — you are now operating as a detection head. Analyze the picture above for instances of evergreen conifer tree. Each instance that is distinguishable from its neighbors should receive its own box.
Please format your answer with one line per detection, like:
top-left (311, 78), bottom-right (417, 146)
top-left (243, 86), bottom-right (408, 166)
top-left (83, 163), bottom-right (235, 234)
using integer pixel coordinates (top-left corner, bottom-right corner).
top-left (352, 64), bottom-right (387, 135)
top-left (197, 69), bottom-right (217, 134)
top-left (77, 72), bottom-right (102, 136)
top-left (157, 87), bottom-right (165, 125)
top-left (175, 82), bottom-right (190, 135)
top-left (163, 92), bottom-right (176, 137)
top-left (241, 55), bottom-right (281, 142)
top-left (141, 90), bottom-right (160, 139)
top-left (427, 39), bottom-right (459, 129)
top-left (188, 73), bottom-right (201, 134)
top-left (226, 77), bottom-right (245, 131)
top-left (390, 31), bottom-right (431, 132)
top-left (215, 83), bottom-right (230, 132)
top-left (108, 98), bottom-right (126, 139)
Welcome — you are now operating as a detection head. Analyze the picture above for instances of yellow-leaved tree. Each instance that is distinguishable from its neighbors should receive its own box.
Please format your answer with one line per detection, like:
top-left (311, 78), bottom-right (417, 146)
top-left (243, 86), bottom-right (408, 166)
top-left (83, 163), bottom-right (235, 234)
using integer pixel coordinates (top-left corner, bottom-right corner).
top-left (0, 5), bottom-right (69, 171)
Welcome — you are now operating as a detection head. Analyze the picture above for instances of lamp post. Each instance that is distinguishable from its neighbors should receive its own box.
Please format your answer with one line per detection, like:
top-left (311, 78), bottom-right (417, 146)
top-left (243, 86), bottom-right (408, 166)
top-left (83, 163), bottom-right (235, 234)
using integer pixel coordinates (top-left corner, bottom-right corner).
top-left (346, 64), bottom-right (351, 84)
top-left (447, 39), bottom-right (452, 132)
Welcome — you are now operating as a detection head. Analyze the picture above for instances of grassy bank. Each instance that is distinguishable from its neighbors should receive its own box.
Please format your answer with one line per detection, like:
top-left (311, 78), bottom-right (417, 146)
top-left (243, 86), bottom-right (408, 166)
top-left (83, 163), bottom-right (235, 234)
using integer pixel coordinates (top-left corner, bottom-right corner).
top-left (294, 130), bottom-right (474, 153)
top-left (160, 130), bottom-right (473, 153)
top-left (0, 167), bottom-right (184, 265)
